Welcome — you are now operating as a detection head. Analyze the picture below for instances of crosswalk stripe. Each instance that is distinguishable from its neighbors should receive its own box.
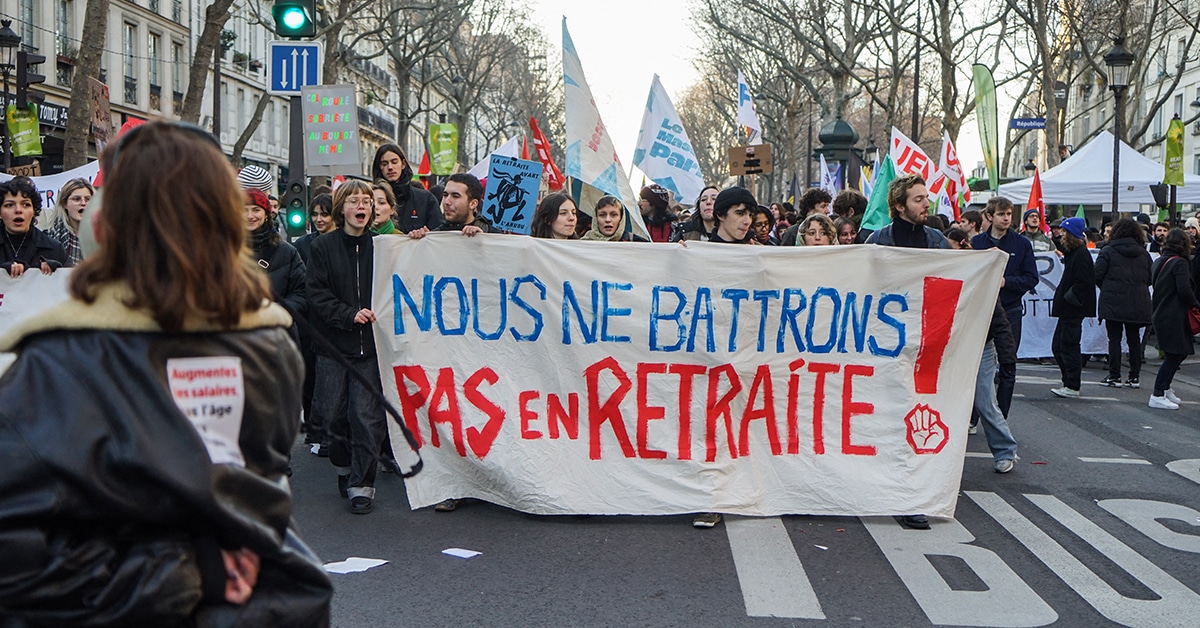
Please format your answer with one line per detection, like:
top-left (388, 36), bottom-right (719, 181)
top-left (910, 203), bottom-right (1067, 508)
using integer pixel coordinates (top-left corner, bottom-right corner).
top-left (1077, 457), bottom-right (1152, 465)
top-left (725, 516), bottom-right (825, 619)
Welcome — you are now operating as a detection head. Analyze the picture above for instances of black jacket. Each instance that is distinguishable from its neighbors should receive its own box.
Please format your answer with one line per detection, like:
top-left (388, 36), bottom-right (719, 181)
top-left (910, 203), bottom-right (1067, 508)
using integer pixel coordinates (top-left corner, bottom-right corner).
top-left (306, 229), bottom-right (376, 358)
top-left (1151, 254), bottom-right (1198, 355)
top-left (392, 182), bottom-right (443, 233)
top-left (1, 226), bottom-right (69, 273)
top-left (987, 301), bottom-right (1018, 365)
top-left (0, 285), bottom-right (332, 626)
top-left (1052, 245), bottom-right (1096, 319)
top-left (252, 237), bottom-right (307, 318)
top-left (971, 229), bottom-right (1039, 313)
top-left (1094, 237), bottom-right (1152, 324)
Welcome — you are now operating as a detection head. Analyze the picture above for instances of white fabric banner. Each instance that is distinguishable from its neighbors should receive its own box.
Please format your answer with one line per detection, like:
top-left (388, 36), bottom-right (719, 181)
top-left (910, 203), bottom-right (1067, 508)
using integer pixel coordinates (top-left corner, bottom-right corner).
top-left (0, 162), bottom-right (101, 229)
top-left (561, 19), bottom-right (647, 237)
top-left (0, 270), bottom-right (73, 375)
top-left (1019, 251), bottom-right (1110, 359)
top-left (632, 75), bottom-right (705, 204)
top-left (372, 236), bottom-right (1006, 517)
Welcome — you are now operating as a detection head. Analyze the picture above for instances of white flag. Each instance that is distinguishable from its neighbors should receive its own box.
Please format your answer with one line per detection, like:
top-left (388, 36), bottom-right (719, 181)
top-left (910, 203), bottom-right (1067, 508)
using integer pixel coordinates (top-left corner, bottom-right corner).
top-left (736, 70), bottom-right (763, 145)
top-left (632, 75), bottom-right (706, 204)
top-left (889, 126), bottom-right (934, 182)
top-left (466, 136), bottom-right (521, 180)
top-left (563, 19), bottom-right (647, 237)
top-left (819, 153), bottom-right (838, 198)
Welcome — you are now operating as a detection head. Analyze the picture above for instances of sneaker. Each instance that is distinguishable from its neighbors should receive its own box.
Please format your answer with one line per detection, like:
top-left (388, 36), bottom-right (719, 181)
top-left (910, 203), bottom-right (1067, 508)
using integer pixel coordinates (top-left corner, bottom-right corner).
top-left (1050, 387), bottom-right (1080, 398)
top-left (1165, 389), bottom-right (1182, 404)
top-left (1100, 376), bottom-right (1122, 387)
top-left (1149, 395), bottom-right (1179, 410)
top-left (1125, 377), bottom-right (1140, 389)
top-left (898, 514), bottom-right (930, 530)
top-left (337, 475), bottom-right (349, 498)
top-left (434, 498), bottom-right (459, 512)
top-left (692, 513), bottom-right (722, 528)
top-left (994, 459), bottom-right (1014, 474)
top-left (350, 496), bottom-right (374, 515)
top-left (968, 424), bottom-right (978, 435)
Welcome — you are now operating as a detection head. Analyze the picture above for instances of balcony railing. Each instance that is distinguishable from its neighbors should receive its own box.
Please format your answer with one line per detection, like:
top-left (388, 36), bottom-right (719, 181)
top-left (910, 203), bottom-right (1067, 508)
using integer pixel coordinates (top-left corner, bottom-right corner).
top-left (124, 76), bottom-right (137, 104)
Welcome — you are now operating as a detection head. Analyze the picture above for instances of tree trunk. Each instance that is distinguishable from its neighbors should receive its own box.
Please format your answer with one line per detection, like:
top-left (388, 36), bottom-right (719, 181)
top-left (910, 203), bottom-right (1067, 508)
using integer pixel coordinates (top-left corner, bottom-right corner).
top-left (63, 0), bottom-right (110, 169)
top-left (230, 91), bottom-right (272, 163)
top-left (179, 0), bottom-right (236, 124)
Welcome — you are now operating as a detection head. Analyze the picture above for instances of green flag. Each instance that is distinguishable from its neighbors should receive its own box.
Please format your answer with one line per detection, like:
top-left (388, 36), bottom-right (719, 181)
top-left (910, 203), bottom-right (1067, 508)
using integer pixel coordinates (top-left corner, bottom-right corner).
top-left (972, 65), bottom-right (999, 192)
top-left (1165, 117), bottom-right (1184, 186)
top-left (429, 122), bottom-right (459, 176)
top-left (1074, 205), bottom-right (1085, 219)
top-left (861, 155), bottom-right (897, 231)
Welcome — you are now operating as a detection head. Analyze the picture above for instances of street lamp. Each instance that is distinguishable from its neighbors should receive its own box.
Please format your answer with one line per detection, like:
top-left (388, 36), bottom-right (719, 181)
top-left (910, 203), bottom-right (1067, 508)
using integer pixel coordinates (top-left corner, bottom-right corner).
top-left (864, 139), bottom-right (878, 164)
top-left (0, 20), bottom-right (21, 172)
top-left (1023, 159), bottom-right (1037, 173)
top-left (1104, 37), bottom-right (1134, 222)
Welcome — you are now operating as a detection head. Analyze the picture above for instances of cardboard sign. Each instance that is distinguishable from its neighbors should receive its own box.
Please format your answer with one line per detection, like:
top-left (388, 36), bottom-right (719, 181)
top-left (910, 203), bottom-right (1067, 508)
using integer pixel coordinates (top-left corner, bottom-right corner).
top-left (728, 143), bottom-right (773, 176)
top-left (481, 155), bottom-right (541, 234)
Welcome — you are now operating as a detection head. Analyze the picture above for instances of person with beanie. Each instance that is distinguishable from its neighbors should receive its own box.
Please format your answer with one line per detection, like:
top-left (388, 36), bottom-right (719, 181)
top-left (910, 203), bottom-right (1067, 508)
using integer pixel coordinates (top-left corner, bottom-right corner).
top-left (236, 165), bottom-right (274, 194)
top-left (244, 188), bottom-right (306, 324)
top-left (1020, 209), bottom-right (1056, 252)
top-left (1049, 217), bottom-right (1096, 398)
top-left (708, 186), bottom-right (757, 244)
top-left (371, 143), bottom-right (442, 233)
top-left (638, 184), bottom-right (675, 242)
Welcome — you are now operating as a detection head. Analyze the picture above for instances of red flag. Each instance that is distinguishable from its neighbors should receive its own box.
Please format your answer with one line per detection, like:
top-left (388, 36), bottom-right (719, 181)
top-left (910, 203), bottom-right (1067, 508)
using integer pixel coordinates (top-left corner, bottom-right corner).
top-left (1025, 168), bottom-right (1049, 234)
top-left (521, 135), bottom-right (530, 161)
top-left (416, 151), bottom-right (431, 190)
top-left (529, 116), bottom-right (565, 191)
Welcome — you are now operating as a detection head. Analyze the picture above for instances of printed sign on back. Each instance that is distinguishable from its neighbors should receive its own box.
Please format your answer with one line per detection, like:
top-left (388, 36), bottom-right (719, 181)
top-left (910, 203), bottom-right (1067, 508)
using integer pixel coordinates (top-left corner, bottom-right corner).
top-left (167, 356), bottom-right (247, 467)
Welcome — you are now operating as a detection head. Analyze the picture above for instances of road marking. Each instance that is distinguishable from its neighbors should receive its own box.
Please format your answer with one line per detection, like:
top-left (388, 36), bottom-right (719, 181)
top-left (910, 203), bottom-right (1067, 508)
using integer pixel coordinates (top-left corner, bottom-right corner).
top-left (967, 492), bottom-right (1200, 626)
top-left (1166, 459), bottom-right (1200, 486)
top-left (1077, 457), bottom-right (1152, 465)
top-left (1098, 499), bottom-right (1200, 553)
top-left (725, 516), bottom-right (825, 619)
top-left (965, 452), bottom-right (993, 459)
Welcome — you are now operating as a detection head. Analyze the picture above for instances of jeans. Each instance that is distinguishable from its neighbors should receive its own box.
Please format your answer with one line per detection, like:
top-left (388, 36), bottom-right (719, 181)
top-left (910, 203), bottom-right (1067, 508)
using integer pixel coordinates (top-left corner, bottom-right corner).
top-left (313, 354), bottom-right (386, 499)
top-left (1105, 320), bottom-right (1142, 380)
top-left (1154, 353), bottom-right (1187, 396)
top-left (1052, 317), bottom-right (1084, 390)
top-left (994, 307), bottom-right (1022, 419)
top-left (975, 341), bottom-right (1018, 461)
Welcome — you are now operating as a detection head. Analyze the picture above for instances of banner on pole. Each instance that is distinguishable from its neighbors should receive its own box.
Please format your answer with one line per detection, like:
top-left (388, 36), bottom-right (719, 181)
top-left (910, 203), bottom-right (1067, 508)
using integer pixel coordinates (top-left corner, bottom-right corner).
top-left (736, 70), bottom-right (763, 145)
top-left (372, 236), bottom-right (1007, 517)
top-left (1165, 117), bottom-right (1184, 187)
top-left (429, 122), bottom-right (459, 176)
top-left (972, 65), bottom-right (1000, 192)
top-left (632, 75), bottom-right (705, 204)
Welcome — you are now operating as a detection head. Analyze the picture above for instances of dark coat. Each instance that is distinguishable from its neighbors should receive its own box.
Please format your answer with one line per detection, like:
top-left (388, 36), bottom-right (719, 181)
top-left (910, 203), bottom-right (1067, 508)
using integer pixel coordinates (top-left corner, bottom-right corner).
top-left (865, 221), bottom-right (952, 249)
top-left (971, 229), bottom-right (1039, 314)
top-left (0, 226), bottom-right (69, 273)
top-left (1052, 245), bottom-right (1096, 318)
top-left (1094, 237), bottom-right (1152, 324)
top-left (306, 229), bottom-right (376, 358)
top-left (391, 182), bottom-right (443, 233)
top-left (0, 290), bottom-right (332, 626)
top-left (1151, 254), bottom-right (1198, 355)
top-left (988, 300), bottom-right (1018, 365)
top-left (253, 238), bottom-right (307, 317)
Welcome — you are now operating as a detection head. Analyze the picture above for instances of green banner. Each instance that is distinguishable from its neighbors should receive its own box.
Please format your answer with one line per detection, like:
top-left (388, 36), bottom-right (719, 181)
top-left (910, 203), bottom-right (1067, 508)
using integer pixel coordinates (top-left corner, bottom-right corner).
top-left (972, 64), bottom-right (999, 192)
top-left (6, 103), bottom-right (42, 158)
top-left (429, 123), bottom-right (459, 175)
top-left (1165, 116), bottom-right (1184, 186)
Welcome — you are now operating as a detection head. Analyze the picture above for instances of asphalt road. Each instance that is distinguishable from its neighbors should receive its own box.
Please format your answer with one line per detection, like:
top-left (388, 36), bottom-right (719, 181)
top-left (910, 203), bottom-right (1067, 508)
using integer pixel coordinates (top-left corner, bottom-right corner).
top-left (289, 357), bottom-right (1200, 627)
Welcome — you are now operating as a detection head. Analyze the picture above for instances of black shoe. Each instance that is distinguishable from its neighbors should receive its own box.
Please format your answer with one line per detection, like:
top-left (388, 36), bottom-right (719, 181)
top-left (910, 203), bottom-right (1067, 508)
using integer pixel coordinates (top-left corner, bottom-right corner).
top-left (434, 498), bottom-right (459, 512)
top-left (337, 475), bottom-right (349, 498)
top-left (898, 514), bottom-right (930, 530)
top-left (350, 496), bottom-right (373, 514)
top-left (1100, 375), bottom-right (1122, 387)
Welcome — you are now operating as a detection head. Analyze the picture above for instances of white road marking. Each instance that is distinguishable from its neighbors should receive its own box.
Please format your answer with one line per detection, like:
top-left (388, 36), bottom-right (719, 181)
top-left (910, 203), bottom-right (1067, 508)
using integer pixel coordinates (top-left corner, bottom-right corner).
top-left (965, 452), bottom-right (993, 459)
top-left (1166, 459), bottom-right (1200, 486)
top-left (1077, 457), bottom-right (1152, 465)
top-left (725, 516), bottom-right (825, 619)
top-left (1098, 499), bottom-right (1200, 553)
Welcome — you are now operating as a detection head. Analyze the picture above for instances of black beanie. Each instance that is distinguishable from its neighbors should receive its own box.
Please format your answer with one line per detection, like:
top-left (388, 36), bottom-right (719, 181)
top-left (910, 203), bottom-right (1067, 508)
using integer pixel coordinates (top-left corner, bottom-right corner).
top-left (713, 187), bottom-right (757, 218)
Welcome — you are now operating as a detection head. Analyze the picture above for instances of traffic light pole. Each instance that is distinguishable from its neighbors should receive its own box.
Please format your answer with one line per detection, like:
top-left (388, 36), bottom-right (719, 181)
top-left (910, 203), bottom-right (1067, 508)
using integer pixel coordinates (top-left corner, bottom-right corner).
top-left (284, 93), bottom-right (307, 239)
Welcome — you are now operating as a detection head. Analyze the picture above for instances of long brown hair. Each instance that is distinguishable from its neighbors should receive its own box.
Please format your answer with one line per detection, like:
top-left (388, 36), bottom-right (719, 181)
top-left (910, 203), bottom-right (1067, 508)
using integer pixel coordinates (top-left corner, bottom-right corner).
top-left (70, 122), bottom-right (269, 332)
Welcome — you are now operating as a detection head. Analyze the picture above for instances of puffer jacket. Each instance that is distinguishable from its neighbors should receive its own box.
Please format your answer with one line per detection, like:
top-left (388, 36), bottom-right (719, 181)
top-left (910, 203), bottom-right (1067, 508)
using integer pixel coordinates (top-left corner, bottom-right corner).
top-left (1094, 236), bottom-right (1152, 324)
top-left (0, 283), bottom-right (332, 626)
top-left (306, 229), bottom-right (376, 358)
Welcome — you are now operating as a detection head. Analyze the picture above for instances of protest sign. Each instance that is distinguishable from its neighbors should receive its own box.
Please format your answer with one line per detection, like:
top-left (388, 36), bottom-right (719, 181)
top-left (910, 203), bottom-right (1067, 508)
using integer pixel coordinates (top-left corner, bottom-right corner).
top-left (1019, 251), bottom-right (1110, 359)
top-left (890, 126), bottom-right (934, 182)
top-left (481, 155), bottom-right (541, 234)
top-left (373, 236), bottom-right (1007, 517)
top-left (0, 161), bottom-right (101, 222)
top-left (0, 270), bottom-right (73, 375)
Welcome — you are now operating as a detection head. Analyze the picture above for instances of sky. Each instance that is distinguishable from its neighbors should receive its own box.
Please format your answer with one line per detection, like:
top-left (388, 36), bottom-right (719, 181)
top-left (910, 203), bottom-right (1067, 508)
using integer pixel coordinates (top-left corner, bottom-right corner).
top-left (528, 0), bottom-right (990, 188)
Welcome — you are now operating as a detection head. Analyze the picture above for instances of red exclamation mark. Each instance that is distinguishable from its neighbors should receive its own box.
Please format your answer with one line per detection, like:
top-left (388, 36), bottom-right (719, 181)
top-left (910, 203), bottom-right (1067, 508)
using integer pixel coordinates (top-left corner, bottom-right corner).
top-left (913, 277), bottom-right (964, 395)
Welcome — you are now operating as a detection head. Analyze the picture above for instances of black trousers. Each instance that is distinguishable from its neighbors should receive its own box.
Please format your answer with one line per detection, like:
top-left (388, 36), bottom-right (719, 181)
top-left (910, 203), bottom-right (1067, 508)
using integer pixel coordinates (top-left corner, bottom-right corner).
top-left (1105, 320), bottom-right (1142, 380)
top-left (1052, 317), bottom-right (1083, 390)
top-left (1155, 353), bottom-right (1187, 396)
top-left (313, 355), bottom-right (385, 492)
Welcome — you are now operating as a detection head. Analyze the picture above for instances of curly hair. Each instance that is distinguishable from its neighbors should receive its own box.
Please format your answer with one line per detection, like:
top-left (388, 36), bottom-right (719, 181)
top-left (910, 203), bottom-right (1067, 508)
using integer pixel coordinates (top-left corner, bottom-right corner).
top-left (797, 213), bottom-right (838, 245)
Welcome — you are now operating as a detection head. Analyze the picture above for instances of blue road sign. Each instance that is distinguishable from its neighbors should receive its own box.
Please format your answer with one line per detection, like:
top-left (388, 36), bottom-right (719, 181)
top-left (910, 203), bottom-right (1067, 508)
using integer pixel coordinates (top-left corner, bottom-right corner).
top-left (268, 41), bottom-right (323, 95)
top-left (1009, 117), bottom-right (1046, 130)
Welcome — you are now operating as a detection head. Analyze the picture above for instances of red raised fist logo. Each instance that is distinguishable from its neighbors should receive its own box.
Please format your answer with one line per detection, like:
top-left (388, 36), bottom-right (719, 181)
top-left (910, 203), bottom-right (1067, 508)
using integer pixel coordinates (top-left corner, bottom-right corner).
top-left (904, 404), bottom-right (949, 454)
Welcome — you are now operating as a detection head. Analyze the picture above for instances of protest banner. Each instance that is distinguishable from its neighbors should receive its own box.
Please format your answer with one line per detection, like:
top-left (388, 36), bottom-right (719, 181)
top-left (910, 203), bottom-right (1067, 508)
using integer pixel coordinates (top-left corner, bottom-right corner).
top-left (1019, 251), bottom-right (1113, 359)
top-left (0, 270), bottom-right (73, 375)
top-left (373, 236), bottom-right (1007, 517)
top-left (632, 75), bottom-right (705, 204)
top-left (481, 155), bottom-right (541, 234)
top-left (890, 126), bottom-right (935, 182)
top-left (0, 161), bottom-right (102, 221)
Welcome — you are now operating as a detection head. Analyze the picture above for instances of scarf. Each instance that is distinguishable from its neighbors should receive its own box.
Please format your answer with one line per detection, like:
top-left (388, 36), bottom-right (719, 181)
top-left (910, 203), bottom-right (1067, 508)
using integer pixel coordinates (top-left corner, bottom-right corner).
top-left (579, 207), bottom-right (628, 241)
top-left (372, 219), bottom-right (396, 235)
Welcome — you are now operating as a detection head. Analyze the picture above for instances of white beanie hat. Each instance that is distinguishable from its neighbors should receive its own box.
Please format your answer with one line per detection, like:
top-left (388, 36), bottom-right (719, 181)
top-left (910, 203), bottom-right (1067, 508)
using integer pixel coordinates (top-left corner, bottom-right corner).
top-left (236, 165), bottom-right (274, 194)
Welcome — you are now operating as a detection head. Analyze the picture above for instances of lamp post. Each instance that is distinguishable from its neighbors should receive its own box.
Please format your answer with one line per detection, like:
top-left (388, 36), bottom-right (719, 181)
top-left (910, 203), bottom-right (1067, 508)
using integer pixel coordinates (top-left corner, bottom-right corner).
top-left (0, 20), bottom-right (21, 173)
top-left (1104, 37), bottom-right (1134, 223)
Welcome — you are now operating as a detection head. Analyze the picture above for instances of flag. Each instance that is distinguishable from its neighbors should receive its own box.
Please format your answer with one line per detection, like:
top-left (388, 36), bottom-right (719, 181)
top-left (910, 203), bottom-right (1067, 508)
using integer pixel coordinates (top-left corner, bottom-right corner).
top-left (1025, 169), bottom-right (1049, 234)
top-left (787, 172), bottom-right (800, 205)
top-left (563, 18), bottom-right (647, 237)
top-left (972, 64), bottom-right (1000, 192)
top-left (819, 154), bottom-right (838, 198)
top-left (927, 132), bottom-right (970, 220)
top-left (1165, 116), bottom-right (1185, 187)
top-left (847, 150), bottom-right (865, 194)
top-left (632, 75), bottom-right (706, 204)
top-left (889, 126), bottom-right (934, 181)
top-left (1074, 205), bottom-right (1085, 219)
top-left (861, 155), bottom-right (897, 231)
top-left (529, 116), bottom-right (565, 191)
top-left (736, 70), bottom-right (763, 145)
top-left (415, 151), bottom-right (431, 190)
top-left (467, 135), bottom-right (521, 181)
top-left (521, 135), bottom-right (530, 161)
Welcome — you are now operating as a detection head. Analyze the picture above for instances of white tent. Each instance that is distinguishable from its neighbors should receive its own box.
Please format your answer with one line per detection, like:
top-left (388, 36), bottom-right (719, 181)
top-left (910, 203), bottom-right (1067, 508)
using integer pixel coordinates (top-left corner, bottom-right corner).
top-left (997, 130), bottom-right (1200, 207)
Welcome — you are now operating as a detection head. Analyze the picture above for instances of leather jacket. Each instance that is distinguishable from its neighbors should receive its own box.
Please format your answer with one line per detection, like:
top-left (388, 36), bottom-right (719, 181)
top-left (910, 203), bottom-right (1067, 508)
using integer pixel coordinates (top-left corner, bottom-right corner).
top-left (0, 283), bottom-right (332, 626)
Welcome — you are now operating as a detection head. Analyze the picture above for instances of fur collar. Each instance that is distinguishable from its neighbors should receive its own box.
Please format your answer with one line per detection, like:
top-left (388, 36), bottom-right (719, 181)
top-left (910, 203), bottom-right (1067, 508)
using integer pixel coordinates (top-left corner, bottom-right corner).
top-left (0, 282), bottom-right (292, 352)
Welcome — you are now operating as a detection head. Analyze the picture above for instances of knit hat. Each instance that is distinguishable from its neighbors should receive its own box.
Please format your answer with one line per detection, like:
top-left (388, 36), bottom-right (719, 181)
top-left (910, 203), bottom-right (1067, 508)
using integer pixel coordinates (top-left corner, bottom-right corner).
top-left (640, 184), bottom-right (670, 212)
top-left (1060, 217), bottom-right (1086, 240)
top-left (237, 165), bottom-right (274, 194)
top-left (713, 186), bottom-right (757, 218)
top-left (1133, 213), bottom-right (1151, 226)
top-left (1023, 208), bottom-right (1040, 221)
top-left (245, 188), bottom-right (273, 215)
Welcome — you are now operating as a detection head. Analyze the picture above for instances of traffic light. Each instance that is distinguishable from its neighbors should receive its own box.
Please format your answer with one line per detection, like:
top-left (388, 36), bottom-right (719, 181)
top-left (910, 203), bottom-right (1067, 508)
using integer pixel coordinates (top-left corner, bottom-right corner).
top-left (16, 50), bottom-right (45, 109)
top-left (272, 0), bottom-right (316, 38)
top-left (283, 176), bottom-right (308, 238)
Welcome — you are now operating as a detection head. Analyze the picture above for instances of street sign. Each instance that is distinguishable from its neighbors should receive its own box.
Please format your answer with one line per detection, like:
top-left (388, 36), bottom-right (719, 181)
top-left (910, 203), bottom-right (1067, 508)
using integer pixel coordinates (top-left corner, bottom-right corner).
top-left (300, 84), bottom-right (360, 175)
top-left (728, 143), bottom-right (773, 176)
top-left (268, 41), bottom-right (323, 95)
top-left (1009, 117), bottom-right (1046, 130)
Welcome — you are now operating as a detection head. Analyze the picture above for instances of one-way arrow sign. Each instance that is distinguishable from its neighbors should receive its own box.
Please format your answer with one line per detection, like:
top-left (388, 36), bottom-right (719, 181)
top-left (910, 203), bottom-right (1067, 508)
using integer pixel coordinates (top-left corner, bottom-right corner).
top-left (269, 41), bottom-right (323, 95)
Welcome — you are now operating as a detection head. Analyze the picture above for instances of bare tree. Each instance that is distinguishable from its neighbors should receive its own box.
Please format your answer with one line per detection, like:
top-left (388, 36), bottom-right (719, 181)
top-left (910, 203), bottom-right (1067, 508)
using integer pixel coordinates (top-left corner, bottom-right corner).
top-left (62, 0), bottom-right (110, 169)
top-left (231, 91), bottom-right (272, 163)
top-left (179, 1), bottom-right (238, 123)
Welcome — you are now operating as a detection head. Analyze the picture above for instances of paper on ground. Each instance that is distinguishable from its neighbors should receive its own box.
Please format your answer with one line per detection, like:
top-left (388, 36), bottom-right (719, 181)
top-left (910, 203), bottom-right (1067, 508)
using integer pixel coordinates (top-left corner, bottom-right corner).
top-left (442, 548), bottom-right (482, 559)
top-left (324, 557), bottom-right (388, 574)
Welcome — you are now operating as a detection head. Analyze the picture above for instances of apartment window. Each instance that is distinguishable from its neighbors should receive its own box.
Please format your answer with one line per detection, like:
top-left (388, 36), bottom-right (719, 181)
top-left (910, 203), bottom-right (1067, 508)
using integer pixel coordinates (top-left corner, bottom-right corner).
top-left (148, 33), bottom-right (161, 86)
top-left (1175, 94), bottom-right (1184, 118)
top-left (282, 104), bottom-right (289, 150)
top-left (268, 101), bottom-right (276, 145)
top-left (172, 43), bottom-right (182, 92)
top-left (1179, 39), bottom-right (1187, 68)
top-left (150, 0), bottom-right (160, 13)
top-left (19, 0), bottom-right (33, 46)
top-left (56, 0), bottom-right (70, 56)
top-left (237, 88), bottom-right (246, 131)
top-left (173, 0), bottom-right (182, 23)
top-left (1194, 155), bottom-right (1200, 176)
top-left (124, 22), bottom-right (137, 104)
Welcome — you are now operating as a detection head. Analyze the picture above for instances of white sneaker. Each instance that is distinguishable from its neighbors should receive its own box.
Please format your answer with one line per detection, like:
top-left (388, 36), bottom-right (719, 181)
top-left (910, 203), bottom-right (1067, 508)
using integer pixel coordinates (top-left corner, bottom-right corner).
top-left (1050, 387), bottom-right (1080, 398)
top-left (1149, 395), bottom-right (1179, 410)
top-left (1165, 389), bottom-right (1182, 404)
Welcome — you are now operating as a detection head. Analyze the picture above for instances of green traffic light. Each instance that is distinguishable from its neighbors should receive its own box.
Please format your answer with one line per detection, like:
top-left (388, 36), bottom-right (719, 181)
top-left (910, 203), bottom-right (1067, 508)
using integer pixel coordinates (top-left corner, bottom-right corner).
top-left (289, 211), bottom-right (305, 226)
top-left (280, 7), bottom-right (307, 31)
